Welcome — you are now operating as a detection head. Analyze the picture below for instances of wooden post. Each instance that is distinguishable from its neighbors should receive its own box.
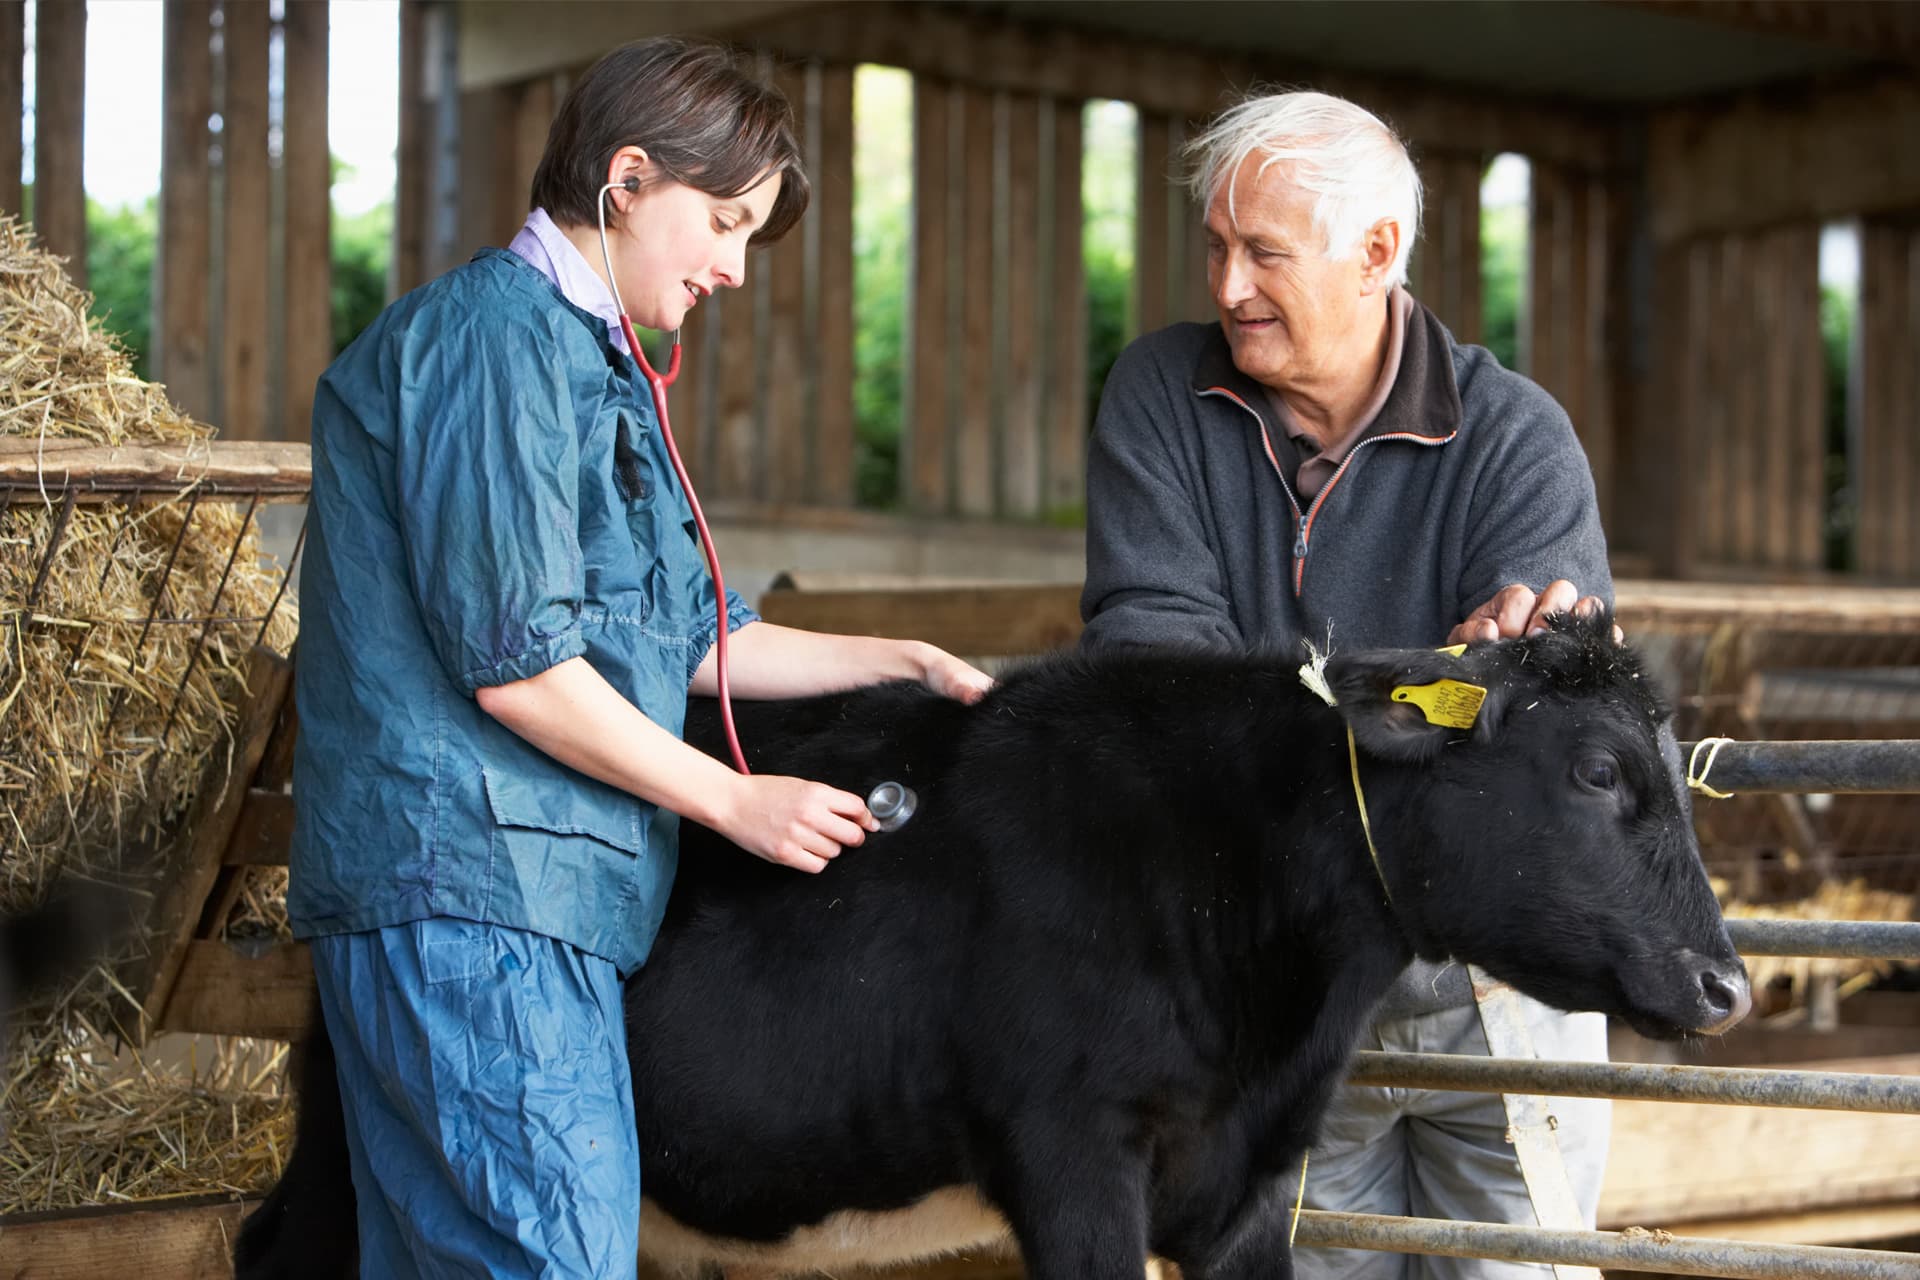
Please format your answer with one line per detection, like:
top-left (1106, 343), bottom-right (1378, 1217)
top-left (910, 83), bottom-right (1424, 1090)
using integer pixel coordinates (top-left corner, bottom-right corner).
top-left (282, 0), bottom-right (331, 444)
top-left (1043, 99), bottom-right (1085, 517)
top-left (220, 0), bottom-right (271, 439)
top-left (957, 85), bottom-right (994, 516)
top-left (1411, 150), bottom-right (1482, 346)
top-left (1858, 219), bottom-right (1919, 581)
top-left (765, 62), bottom-right (812, 505)
top-left (393, 0), bottom-right (428, 295)
top-left (1000, 92), bottom-right (1042, 519)
top-left (32, 0), bottom-right (86, 286)
top-left (1134, 111), bottom-right (1170, 340)
top-left (813, 61), bottom-right (855, 506)
top-left (0, 0), bottom-right (21, 217)
top-left (907, 76), bottom-right (953, 512)
top-left (156, 0), bottom-right (212, 420)
top-left (129, 644), bottom-right (294, 1040)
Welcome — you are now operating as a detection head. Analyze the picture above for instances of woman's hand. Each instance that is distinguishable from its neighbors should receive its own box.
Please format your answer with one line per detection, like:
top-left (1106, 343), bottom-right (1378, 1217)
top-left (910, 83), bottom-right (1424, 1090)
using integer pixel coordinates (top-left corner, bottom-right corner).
top-left (912, 642), bottom-right (994, 704)
top-left (709, 773), bottom-right (878, 874)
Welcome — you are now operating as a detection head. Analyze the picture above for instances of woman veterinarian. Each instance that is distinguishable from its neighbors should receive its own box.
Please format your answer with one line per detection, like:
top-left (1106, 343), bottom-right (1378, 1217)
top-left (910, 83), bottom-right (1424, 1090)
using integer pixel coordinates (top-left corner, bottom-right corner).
top-left (287, 38), bottom-right (992, 1278)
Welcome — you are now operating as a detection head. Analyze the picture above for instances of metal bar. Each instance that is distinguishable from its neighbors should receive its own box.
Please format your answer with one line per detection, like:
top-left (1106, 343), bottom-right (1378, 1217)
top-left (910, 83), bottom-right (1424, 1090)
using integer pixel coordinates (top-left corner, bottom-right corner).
top-left (25, 484), bottom-right (78, 607)
top-left (1293, 1211), bottom-right (1920, 1279)
top-left (1346, 1052), bottom-right (1920, 1113)
top-left (154, 492), bottom-right (260, 755)
top-left (252, 506), bottom-right (307, 651)
top-left (1679, 738), bottom-right (1920, 793)
top-left (1726, 917), bottom-right (1920, 959)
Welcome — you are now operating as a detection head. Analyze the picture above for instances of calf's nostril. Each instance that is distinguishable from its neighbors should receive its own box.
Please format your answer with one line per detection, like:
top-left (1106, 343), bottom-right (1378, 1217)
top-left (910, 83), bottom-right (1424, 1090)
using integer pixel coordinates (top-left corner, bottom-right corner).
top-left (1697, 967), bottom-right (1753, 1032)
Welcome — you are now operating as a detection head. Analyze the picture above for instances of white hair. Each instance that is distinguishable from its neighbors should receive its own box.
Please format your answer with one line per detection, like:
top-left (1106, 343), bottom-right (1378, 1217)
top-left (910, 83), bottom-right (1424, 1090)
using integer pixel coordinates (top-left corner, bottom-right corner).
top-left (1184, 90), bottom-right (1423, 290)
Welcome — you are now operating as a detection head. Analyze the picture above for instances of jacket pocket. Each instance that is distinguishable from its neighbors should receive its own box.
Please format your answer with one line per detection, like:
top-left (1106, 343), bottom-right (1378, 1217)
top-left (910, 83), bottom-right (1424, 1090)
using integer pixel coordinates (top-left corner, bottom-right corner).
top-left (481, 766), bottom-right (645, 855)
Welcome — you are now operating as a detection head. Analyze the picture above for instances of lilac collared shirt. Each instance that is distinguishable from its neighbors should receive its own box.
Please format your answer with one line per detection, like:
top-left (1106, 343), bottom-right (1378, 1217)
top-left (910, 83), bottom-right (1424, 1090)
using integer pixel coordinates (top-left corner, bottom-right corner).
top-left (507, 207), bottom-right (631, 355)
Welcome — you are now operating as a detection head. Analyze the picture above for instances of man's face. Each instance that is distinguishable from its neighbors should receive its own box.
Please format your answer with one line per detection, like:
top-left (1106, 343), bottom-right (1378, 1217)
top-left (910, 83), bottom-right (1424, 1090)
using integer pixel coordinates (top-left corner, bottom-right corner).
top-left (1204, 152), bottom-right (1375, 394)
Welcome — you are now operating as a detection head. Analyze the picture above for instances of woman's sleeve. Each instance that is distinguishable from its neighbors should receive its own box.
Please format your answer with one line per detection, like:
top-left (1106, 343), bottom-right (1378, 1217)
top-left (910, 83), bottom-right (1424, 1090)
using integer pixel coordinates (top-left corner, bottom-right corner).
top-left (390, 308), bottom-right (593, 696)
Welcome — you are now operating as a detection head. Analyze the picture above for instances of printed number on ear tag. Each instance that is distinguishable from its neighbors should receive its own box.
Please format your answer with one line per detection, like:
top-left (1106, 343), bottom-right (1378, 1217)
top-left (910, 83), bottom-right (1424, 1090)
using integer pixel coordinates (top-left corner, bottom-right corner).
top-left (1391, 679), bottom-right (1487, 729)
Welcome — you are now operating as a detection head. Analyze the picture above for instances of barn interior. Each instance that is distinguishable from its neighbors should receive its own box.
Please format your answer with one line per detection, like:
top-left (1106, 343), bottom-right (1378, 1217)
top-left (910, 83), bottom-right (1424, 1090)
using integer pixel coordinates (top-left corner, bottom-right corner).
top-left (0, 0), bottom-right (1917, 1275)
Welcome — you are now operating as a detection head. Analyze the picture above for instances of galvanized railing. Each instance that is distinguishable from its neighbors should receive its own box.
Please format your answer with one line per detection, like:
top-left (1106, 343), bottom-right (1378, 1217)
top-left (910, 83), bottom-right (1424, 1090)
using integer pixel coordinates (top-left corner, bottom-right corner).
top-left (1320, 738), bottom-right (1920, 1279)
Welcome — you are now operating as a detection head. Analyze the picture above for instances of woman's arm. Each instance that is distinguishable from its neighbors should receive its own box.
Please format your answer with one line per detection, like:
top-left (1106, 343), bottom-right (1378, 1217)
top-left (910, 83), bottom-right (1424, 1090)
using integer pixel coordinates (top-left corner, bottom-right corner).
top-left (475, 656), bottom-right (873, 873)
top-left (689, 621), bottom-right (994, 704)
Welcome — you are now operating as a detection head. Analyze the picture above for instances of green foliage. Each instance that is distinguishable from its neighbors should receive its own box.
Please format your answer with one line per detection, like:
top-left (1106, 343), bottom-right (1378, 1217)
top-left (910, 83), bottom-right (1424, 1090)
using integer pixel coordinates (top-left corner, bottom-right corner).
top-left (1820, 280), bottom-right (1856, 571)
top-left (85, 197), bottom-right (158, 379)
top-left (851, 67), bottom-right (912, 510)
top-left (1479, 199), bottom-right (1525, 372)
top-left (1081, 101), bottom-right (1136, 443)
top-left (332, 202), bottom-right (392, 355)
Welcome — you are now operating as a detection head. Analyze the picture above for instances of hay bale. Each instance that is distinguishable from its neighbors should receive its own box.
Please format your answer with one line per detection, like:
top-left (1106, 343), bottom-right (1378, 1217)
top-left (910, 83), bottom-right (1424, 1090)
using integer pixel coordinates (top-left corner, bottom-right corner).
top-left (0, 214), bottom-right (298, 913)
top-left (1, 216), bottom-right (300, 1209)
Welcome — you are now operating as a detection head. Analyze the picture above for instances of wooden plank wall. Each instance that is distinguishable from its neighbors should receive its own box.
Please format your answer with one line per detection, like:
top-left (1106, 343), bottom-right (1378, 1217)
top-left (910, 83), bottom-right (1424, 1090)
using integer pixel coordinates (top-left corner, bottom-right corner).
top-left (1857, 219), bottom-right (1920, 581)
top-left (32, 0), bottom-right (85, 286)
top-left (1660, 226), bottom-right (1826, 574)
top-left (1, 0), bottom-right (22, 218)
top-left (1133, 111), bottom-right (1213, 337)
top-left (153, 0), bottom-right (333, 441)
top-left (1409, 149), bottom-right (1483, 346)
top-left (908, 80), bottom-right (1086, 519)
top-left (1526, 161), bottom-right (1615, 525)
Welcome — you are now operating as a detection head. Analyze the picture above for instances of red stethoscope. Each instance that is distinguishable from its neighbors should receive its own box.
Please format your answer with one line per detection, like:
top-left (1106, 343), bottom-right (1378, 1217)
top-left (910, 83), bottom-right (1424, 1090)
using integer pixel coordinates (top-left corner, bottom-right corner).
top-left (598, 179), bottom-right (750, 775)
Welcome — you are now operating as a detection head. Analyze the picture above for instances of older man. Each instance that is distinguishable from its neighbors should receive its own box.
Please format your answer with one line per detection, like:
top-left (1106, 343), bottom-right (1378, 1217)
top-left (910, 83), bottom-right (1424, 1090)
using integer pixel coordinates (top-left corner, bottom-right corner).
top-left (1081, 91), bottom-right (1612, 1278)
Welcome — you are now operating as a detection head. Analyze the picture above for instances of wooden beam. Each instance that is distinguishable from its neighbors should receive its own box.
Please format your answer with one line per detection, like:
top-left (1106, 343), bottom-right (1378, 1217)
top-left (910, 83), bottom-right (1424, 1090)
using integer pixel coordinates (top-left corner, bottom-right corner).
top-left (758, 576), bottom-right (1920, 659)
top-left (956, 85), bottom-right (994, 516)
top-left (0, 439), bottom-right (313, 499)
top-left (0, 0), bottom-right (21, 218)
top-left (0, 1196), bottom-right (264, 1278)
top-left (757, 581), bottom-right (1083, 656)
top-left (1618, 0), bottom-right (1920, 64)
top-left (1409, 150), bottom-right (1483, 346)
top-left (907, 77), bottom-right (953, 512)
top-left (31, 0), bottom-right (85, 286)
top-left (282, 0), bottom-right (331, 445)
top-left (220, 0), bottom-right (271, 438)
top-left (1599, 1053), bottom-right (1920, 1227)
top-left (812, 61), bottom-right (855, 506)
top-left (729, 1), bottom-right (1622, 173)
top-left (223, 788), bottom-right (295, 867)
top-left (130, 645), bottom-right (294, 1038)
top-left (393, 0), bottom-right (429, 294)
top-left (1133, 112), bottom-right (1171, 339)
top-left (766, 61), bottom-right (812, 505)
top-left (157, 938), bottom-right (313, 1040)
top-left (1858, 219), bottom-right (1920, 581)
top-left (1000, 92), bottom-right (1042, 519)
top-left (156, 0), bottom-right (213, 421)
top-left (1650, 70), bottom-right (1920, 244)
top-left (1043, 99), bottom-right (1085, 518)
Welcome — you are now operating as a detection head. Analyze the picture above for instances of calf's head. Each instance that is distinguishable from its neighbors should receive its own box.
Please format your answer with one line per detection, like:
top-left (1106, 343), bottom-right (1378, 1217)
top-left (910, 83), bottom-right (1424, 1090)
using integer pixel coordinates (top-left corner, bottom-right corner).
top-left (1326, 612), bottom-right (1749, 1039)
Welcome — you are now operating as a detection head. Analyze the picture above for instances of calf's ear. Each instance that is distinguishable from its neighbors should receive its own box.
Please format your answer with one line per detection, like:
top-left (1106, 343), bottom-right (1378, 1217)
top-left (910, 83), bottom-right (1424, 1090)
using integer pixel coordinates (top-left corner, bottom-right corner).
top-left (1324, 649), bottom-right (1478, 764)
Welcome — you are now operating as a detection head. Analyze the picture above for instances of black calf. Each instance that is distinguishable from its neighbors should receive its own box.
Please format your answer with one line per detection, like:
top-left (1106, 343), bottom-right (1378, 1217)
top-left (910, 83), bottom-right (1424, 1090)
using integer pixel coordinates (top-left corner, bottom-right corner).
top-left (238, 616), bottom-right (1745, 1280)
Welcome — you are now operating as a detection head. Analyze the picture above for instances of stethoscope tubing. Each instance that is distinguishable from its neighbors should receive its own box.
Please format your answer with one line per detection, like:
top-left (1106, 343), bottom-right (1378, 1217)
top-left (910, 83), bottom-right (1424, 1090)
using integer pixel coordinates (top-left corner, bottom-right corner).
top-left (600, 183), bottom-right (751, 776)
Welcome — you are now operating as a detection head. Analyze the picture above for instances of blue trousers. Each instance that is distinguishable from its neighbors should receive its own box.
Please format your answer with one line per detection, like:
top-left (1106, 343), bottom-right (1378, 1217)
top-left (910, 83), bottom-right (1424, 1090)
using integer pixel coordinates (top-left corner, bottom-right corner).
top-left (311, 918), bottom-right (641, 1279)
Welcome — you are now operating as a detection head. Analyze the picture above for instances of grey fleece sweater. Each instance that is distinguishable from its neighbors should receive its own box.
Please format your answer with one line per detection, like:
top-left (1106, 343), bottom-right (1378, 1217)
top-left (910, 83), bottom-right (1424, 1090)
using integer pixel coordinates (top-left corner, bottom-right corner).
top-left (1080, 301), bottom-right (1612, 1021)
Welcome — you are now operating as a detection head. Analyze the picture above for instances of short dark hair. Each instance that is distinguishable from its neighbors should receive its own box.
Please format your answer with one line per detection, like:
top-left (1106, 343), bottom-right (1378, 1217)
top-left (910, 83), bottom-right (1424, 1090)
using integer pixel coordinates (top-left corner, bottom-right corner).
top-left (531, 38), bottom-right (810, 244)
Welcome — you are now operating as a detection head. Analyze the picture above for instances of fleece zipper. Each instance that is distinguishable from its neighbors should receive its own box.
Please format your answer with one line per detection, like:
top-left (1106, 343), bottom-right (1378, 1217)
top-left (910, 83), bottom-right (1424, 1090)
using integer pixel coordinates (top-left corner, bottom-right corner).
top-left (1199, 386), bottom-right (1456, 598)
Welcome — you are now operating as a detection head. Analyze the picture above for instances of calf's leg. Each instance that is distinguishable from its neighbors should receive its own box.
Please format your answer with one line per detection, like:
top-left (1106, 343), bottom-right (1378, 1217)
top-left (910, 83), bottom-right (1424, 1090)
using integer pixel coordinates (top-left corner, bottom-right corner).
top-left (233, 995), bottom-right (359, 1279)
top-left (990, 1125), bottom-right (1154, 1280)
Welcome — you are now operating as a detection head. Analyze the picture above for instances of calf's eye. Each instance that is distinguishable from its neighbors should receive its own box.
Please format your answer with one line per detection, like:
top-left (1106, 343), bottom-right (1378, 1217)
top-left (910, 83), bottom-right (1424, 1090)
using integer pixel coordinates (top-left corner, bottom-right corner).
top-left (1574, 757), bottom-right (1618, 791)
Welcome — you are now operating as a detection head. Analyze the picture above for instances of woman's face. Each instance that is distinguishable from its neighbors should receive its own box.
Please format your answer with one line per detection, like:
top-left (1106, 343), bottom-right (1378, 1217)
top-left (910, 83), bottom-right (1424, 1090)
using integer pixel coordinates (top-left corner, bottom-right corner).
top-left (605, 159), bottom-right (783, 332)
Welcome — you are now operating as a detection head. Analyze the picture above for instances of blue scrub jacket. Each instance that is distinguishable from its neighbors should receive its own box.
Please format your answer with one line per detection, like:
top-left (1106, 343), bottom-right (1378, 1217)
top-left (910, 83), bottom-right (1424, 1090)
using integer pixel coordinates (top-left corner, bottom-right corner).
top-left (289, 248), bottom-right (756, 976)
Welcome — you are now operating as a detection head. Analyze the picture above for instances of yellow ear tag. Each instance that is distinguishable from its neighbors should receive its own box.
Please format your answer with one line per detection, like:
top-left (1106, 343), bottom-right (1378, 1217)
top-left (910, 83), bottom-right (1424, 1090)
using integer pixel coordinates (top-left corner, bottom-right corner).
top-left (1391, 679), bottom-right (1487, 729)
top-left (1435, 643), bottom-right (1468, 657)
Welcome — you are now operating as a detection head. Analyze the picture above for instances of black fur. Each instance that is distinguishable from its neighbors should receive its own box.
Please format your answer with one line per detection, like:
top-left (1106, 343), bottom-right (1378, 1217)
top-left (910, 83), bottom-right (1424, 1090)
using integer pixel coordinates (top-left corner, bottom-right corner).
top-left (237, 615), bottom-right (1741, 1280)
